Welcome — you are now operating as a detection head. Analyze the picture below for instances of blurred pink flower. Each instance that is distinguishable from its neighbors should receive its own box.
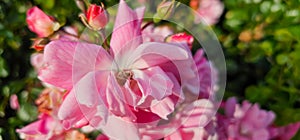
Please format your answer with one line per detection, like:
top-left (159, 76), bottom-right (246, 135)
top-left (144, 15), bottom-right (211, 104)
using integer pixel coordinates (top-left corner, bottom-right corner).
top-left (215, 98), bottom-right (300, 140)
top-left (269, 122), bottom-right (300, 140)
top-left (35, 87), bottom-right (65, 116)
top-left (220, 97), bottom-right (276, 140)
top-left (96, 134), bottom-right (110, 140)
top-left (31, 53), bottom-right (44, 71)
top-left (142, 24), bottom-right (173, 42)
top-left (10, 94), bottom-right (19, 110)
top-left (26, 6), bottom-right (60, 37)
top-left (17, 114), bottom-right (89, 140)
top-left (38, 0), bottom-right (199, 139)
top-left (192, 0), bottom-right (224, 25)
top-left (86, 4), bottom-right (108, 30)
top-left (16, 114), bottom-right (64, 140)
top-left (16, 86), bottom-right (89, 140)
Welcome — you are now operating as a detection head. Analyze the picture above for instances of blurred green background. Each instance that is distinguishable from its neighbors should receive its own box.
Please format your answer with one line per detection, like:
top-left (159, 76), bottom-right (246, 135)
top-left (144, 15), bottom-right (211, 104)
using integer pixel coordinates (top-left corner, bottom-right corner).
top-left (0, 0), bottom-right (300, 139)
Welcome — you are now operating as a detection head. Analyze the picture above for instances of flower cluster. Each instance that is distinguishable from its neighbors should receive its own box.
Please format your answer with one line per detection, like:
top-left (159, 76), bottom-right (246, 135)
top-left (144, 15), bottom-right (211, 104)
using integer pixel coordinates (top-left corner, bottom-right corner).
top-left (15, 0), bottom-right (300, 139)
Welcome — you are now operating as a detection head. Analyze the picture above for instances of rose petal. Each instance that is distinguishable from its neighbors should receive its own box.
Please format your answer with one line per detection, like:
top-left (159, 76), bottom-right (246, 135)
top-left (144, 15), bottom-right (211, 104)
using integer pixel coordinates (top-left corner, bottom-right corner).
top-left (39, 40), bottom-right (112, 90)
top-left (110, 0), bottom-right (145, 56)
top-left (150, 97), bottom-right (175, 120)
top-left (126, 42), bottom-right (189, 69)
top-left (101, 115), bottom-right (140, 140)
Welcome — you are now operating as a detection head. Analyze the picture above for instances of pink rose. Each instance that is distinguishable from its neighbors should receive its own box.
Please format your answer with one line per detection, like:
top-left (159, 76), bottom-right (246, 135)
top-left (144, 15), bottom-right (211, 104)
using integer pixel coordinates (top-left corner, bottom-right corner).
top-left (39, 0), bottom-right (199, 139)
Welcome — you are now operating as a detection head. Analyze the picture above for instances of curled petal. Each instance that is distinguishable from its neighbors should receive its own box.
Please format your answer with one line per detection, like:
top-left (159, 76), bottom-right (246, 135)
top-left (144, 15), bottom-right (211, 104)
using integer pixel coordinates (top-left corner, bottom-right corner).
top-left (194, 0), bottom-right (224, 25)
top-left (150, 97), bottom-right (175, 120)
top-left (124, 42), bottom-right (189, 69)
top-left (132, 66), bottom-right (173, 102)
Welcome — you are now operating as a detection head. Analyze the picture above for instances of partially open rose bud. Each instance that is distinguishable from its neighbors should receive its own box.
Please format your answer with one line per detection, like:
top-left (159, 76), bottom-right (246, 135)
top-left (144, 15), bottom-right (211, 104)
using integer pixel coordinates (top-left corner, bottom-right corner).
top-left (154, 1), bottom-right (175, 23)
top-left (166, 32), bottom-right (194, 49)
top-left (26, 7), bottom-right (60, 37)
top-left (31, 38), bottom-right (50, 51)
top-left (86, 4), bottom-right (108, 30)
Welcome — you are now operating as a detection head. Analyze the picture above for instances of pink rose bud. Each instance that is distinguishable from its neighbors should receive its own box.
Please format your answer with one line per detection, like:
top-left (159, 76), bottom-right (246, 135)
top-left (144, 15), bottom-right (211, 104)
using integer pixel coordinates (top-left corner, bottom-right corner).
top-left (166, 32), bottom-right (194, 49)
top-left (26, 6), bottom-right (60, 37)
top-left (86, 4), bottom-right (108, 30)
top-left (10, 94), bottom-right (20, 110)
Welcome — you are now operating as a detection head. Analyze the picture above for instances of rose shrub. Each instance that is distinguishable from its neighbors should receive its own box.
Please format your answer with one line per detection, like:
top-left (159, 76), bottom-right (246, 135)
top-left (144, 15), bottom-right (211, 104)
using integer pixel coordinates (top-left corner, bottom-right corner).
top-left (0, 0), bottom-right (300, 139)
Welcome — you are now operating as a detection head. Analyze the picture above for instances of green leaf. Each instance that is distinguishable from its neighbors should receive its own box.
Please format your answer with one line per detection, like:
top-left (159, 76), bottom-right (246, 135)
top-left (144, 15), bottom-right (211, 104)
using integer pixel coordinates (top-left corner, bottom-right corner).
top-left (245, 86), bottom-right (272, 104)
top-left (276, 54), bottom-right (289, 65)
top-left (275, 29), bottom-right (292, 42)
top-left (0, 57), bottom-right (9, 78)
top-left (17, 103), bottom-right (38, 122)
top-left (260, 41), bottom-right (273, 56)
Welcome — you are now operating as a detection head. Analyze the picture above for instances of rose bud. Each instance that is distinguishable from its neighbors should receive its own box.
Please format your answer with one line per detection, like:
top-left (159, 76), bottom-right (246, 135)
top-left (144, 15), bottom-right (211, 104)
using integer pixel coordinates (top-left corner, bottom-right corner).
top-left (26, 6), bottom-right (60, 37)
top-left (190, 0), bottom-right (199, 10)
top-left (166, 32), bottom-right (194, 49)
top-left (10, 94), bottom-right (19, 110)
top-left (154, 1), bottom-right (175, 23)
top-left (86, 4), bottom-right (108, 30)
